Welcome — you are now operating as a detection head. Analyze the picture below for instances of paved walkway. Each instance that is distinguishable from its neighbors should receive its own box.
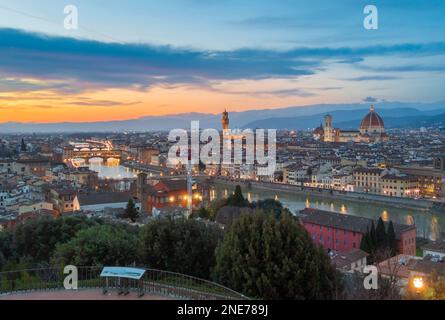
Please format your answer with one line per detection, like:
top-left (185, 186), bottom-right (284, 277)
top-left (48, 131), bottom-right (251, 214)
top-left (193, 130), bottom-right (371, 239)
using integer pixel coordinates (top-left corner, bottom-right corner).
top-left (0, 290), bottom-right (171, 300)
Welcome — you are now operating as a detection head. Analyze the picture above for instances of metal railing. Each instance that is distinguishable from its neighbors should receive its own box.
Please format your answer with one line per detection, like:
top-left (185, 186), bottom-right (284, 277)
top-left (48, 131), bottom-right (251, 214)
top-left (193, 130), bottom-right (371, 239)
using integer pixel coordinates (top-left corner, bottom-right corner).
top-left (0, 266), bottom-right (249, 300)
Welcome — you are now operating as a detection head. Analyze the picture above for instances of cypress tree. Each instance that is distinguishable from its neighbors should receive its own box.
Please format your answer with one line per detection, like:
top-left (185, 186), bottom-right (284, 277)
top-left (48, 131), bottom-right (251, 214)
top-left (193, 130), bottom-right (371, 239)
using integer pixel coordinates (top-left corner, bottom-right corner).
top-left (375, 217), bottom-right (388, 249)
top-left (370, 221), bottom-right (377, 250)
top-left (360, 231), bottom-right (371, 254)
top-left (124, 198), bottom-right (139, 222)
top-left (226, 185), bottom-right (248, 207)
top-left (387, 221), bottom-right (398, 255)
top-left (214, 212), bottom-right (341, 299)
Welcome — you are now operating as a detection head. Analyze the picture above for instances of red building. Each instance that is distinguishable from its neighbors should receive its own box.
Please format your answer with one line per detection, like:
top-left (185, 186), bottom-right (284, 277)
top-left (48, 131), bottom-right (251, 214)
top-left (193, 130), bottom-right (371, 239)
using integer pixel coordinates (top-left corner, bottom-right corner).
top-left (135, 176), bottom-right (208, 214)
top-left (299, 208), bottom-right (417, 256)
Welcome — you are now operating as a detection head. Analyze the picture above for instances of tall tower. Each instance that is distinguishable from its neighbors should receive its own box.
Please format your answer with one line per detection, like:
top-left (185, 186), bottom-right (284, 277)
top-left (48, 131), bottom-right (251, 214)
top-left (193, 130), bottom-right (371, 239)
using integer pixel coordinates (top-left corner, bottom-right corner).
top-left (186, 164), bottom-right (193, 218)
top-left (323, 114), bottom-right (333, 142)
top-left (222, 109), bottom-right (230, 131)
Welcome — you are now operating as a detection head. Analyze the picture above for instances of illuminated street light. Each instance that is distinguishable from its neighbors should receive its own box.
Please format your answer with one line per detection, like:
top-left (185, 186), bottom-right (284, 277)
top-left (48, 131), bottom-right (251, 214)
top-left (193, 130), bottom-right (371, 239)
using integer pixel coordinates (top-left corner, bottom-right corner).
top-left (413, 277), bottom-right (424, 291)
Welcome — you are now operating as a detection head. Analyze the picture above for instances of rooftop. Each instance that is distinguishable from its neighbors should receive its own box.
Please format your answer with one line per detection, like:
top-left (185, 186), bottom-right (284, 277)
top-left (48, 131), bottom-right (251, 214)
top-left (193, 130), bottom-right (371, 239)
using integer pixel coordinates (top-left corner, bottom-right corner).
top-left (331, 249), bottom-right (369, 269)
top-left (422, 241), bottom-right (445, 254)
top-left (78, 192), bottom-right (133, 206)
top-left (299, 208), bottom-right (415, 239)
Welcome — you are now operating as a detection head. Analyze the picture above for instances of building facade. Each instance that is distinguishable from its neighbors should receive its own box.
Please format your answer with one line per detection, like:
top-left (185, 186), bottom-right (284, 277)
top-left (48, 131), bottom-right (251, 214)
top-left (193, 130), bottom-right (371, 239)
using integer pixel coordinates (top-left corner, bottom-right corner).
top-left (353, 167), bottom-right (384, 194)
top-left (315, 105), bottom-right (389, 143)
top-left (299, 208), bottom-right (417, 256)
top-left (380, 174), bottom-right (419, 198)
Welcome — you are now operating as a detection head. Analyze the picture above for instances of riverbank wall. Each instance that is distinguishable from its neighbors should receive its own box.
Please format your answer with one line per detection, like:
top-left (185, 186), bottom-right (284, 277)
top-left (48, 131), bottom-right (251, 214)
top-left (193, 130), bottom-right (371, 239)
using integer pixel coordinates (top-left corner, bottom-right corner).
top-left (207, 177), bottom-right (434, 212)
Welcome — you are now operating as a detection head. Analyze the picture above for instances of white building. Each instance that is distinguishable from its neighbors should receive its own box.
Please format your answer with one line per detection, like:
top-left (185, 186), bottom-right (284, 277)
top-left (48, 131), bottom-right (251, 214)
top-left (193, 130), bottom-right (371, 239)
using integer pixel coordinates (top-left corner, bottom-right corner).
top-left (78, 192), bottom-right (140, 212)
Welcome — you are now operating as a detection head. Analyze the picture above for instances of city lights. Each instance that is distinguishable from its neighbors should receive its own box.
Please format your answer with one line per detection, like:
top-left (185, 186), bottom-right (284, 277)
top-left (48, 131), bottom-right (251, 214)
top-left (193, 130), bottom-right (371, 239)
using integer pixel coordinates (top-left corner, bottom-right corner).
top-left (0, 0), bottom-right (444, 307)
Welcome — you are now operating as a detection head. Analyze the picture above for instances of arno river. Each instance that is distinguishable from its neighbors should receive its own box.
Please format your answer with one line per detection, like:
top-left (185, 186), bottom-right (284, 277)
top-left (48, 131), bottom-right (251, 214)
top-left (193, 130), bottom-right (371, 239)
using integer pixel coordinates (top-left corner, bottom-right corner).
top-left (209, 184), bottom-right (445, 241)
top-left (76, 158), bottom-right (139, 180)
top-left (83, 160), bottom-right (445, 241)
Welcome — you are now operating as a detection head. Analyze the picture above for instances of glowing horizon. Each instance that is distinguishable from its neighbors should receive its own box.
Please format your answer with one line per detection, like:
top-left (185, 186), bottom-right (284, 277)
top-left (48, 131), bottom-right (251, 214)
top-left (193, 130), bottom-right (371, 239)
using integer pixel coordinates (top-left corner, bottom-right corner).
top-left (0, 1), bottom-right (444, 123)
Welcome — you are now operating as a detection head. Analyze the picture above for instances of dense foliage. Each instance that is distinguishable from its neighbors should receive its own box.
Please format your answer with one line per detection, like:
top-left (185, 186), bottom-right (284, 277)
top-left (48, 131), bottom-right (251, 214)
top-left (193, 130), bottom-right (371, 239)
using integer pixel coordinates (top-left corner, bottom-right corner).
top-left (225, 185), bottom-right (250, 207)
top-left (360, 217), bottom-right (398, 262)
top-left (0, 186), bottom-right (346, 300)
top-left (213, 211), bottom-right (341, 299)
top-left (52, 224), bottom-right (141, 266)
top-left (0, 217), bottom-right (221, 281)
top-left (140, 218), bottom-right (223, 279)
top-left (0, 216), bottom-right (101, 270)
top-left (123, 198), bottom-right (139, 222)
top-left (253, 199), bottom-right (292, 220)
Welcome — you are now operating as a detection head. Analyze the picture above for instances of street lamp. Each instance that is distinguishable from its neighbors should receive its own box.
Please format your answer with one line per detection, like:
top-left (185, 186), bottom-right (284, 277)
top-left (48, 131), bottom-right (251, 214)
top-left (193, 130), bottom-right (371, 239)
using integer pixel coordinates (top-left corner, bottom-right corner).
top-left (410, 276), bottom-right (426, 298)
top-left (413, 277), bottom-right (424, 291)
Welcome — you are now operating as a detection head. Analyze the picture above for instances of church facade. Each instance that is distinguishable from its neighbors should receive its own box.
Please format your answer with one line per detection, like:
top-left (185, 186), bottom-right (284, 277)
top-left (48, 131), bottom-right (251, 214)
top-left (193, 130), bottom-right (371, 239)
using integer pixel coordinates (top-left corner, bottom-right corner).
top-left (313, 105), bottom-right (389, 143)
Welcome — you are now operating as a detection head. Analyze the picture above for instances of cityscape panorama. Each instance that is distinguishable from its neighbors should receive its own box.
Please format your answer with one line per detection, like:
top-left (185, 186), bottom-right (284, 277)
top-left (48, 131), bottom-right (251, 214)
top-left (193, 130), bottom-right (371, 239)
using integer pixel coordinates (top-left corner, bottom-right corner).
top-left (1, 0), bottom-right (445, 311)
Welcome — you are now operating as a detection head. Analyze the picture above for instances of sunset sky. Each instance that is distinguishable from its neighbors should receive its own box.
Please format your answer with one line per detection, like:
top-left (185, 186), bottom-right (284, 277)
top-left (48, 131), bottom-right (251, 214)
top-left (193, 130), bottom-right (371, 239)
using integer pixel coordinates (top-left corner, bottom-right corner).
top-left (0, 0), bottom-right (444, 123)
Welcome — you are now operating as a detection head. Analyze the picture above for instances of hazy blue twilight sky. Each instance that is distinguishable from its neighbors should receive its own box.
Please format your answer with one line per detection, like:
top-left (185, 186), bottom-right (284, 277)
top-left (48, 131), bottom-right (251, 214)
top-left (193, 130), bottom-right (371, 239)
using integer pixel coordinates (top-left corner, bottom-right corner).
top-left (0, 0), bottom-right (444, 122)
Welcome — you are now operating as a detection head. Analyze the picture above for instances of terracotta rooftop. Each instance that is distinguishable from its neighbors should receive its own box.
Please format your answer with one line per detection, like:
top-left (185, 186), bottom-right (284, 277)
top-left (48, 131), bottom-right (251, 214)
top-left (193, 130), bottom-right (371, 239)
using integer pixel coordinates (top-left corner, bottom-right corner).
top-left (299, 208), bottom-right (415, 239)
top-left (331, 249), bottom-right (369, 269)
top-left (78, 192), bottom-right (133, 206)
top-left (422, 241), bottom-right (445, 254)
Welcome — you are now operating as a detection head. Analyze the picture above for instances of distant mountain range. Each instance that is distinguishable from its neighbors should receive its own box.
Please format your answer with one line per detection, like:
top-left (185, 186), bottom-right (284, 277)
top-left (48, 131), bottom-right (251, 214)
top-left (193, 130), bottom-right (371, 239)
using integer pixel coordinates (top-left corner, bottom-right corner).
top-left (1, 100), bottom-right (445, 133)
top-left (244, 107), bottom-right (445, 130)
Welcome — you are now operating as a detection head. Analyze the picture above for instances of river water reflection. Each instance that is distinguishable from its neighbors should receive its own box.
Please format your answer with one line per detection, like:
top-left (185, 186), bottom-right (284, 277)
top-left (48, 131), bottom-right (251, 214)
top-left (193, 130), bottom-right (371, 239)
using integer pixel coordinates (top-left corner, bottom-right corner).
top-left (210, 184), bottom-right (445, 240)
top-left (74, 158), bottom-right (139, 179)
top-left (71, 159), bottom-right (445, 241)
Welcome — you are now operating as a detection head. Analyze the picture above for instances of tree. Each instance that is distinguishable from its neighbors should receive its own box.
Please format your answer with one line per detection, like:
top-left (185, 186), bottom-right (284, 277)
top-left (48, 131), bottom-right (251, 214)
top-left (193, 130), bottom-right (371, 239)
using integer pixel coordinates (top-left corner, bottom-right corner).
top-left (254, 199), bottom-right (290, 220)
top-left (124, 198), bottom-right (139, 222)
top-left (206, 198), bottom-right (227, 221)
top-left (360, 219), bottom-right (399, 263)
top-left (0, 231), bottom-right (14, 265)
top-left (370, 221), bottom-right (377, 248)
top-left (376, 218), bottom-right (388, 249)
top-left (11, 216), bottom-right (101, 264)
top-left (0, 251), bottom-right (5, 271)
top-left (213, 211), bottom-right (341, 299)
top-left (360, 230), bottom-right (372, 256)
top-left (418, 272), bottom-right (445, 300)
top-left (192, 207), bottom-right (212, 220)
top-left (52, 224), bottom-right (141, 267)
top-left (141, 218), bottom-right (223, 280)
top-left (226, 185), bottom-right (249, 207)
top-left (387, 221), bottom-right (398, 255)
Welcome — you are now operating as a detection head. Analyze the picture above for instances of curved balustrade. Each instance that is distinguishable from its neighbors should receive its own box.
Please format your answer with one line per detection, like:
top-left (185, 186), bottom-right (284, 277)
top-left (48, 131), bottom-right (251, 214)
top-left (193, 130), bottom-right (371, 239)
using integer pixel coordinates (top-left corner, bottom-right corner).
top-left (0, 267), bottom-right (249, 300)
